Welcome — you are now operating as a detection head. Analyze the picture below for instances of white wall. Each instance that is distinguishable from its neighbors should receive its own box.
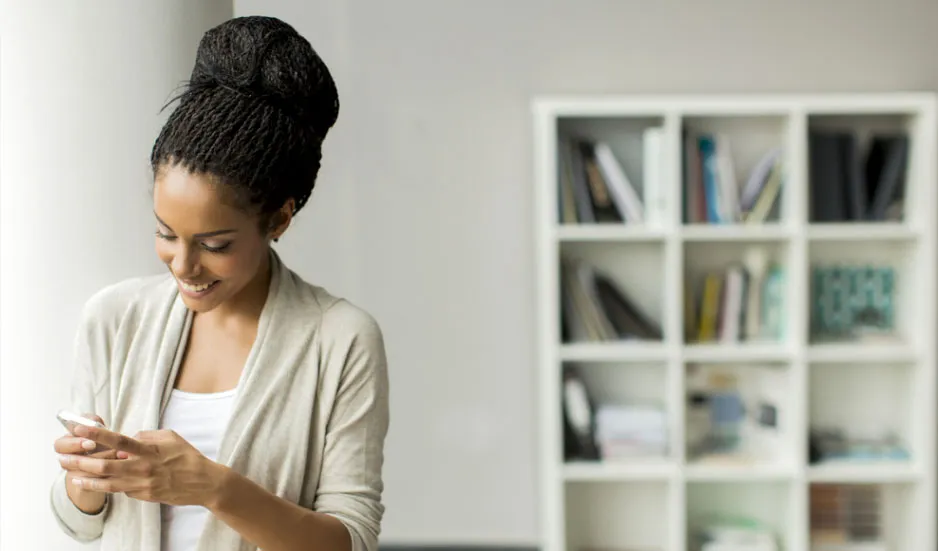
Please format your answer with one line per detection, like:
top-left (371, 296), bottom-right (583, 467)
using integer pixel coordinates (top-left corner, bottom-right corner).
top-left (3, 0), bottom-right (938, 549)
top-left (0, 1), bottom-right (232, 549)
top-left (236, 0), bottom-right (938, 546)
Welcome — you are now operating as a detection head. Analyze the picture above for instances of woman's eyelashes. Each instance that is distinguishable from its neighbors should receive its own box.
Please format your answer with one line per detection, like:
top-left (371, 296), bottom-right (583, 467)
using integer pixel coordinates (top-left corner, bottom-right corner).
top-left (201, 241), bottom-right (231, 253)
top-left (155, 231), bottom-right (231, 253)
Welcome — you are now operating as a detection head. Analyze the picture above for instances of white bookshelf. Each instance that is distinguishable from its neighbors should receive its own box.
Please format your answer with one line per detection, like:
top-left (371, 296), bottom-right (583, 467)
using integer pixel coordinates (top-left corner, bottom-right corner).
top-left (532, 94), bottom-right (937, 551)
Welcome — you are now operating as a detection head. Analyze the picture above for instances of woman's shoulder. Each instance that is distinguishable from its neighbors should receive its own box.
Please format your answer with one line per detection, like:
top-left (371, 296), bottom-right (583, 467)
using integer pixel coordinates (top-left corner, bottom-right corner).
top-left (300, 285), bottom-right (389, 384)
top-left (307, 285), bottom-right (383, 342)
top-left (282, 272), bottom-right (385, 352)
top-left (78, 273), bottom-right (175, 331)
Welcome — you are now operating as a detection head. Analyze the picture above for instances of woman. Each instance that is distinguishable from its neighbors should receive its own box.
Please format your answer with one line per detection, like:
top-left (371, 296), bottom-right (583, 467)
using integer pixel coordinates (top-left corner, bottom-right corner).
top-left (49, 15), bottom-right (389, 551)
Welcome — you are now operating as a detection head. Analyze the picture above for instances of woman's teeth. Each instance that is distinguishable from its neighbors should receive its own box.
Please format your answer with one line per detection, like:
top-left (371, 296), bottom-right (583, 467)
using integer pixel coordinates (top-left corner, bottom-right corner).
top-left (180, 281), bottom-right (214, 292)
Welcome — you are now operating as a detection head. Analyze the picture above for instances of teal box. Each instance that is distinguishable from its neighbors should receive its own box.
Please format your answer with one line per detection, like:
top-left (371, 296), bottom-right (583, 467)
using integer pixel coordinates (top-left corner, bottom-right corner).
top-left (811, 264), bottom-right (895, 340)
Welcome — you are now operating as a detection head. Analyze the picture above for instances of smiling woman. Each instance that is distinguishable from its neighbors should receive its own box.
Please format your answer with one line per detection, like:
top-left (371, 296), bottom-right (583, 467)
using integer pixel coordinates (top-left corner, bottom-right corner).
top-left (49, 15), bottom-right (389, 551)
top-left (151, 167), bottom-right (277, 315)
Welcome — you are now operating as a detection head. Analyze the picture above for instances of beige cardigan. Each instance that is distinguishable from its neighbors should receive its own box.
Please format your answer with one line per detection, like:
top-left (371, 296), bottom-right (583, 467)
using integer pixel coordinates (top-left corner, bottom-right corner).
top-left (50, 250), bottom-right (389, 551)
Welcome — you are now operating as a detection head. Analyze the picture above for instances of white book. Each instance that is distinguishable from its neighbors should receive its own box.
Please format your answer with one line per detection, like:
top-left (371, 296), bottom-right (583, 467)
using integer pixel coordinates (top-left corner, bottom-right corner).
top-left (593, 142), bottom-right (644, 223)
top-left (715, 134), bottom-right (741, 222)
top-left (642, 127), bottom-right (666, 227)
top-left (720, 266), bottom-right (744, 342)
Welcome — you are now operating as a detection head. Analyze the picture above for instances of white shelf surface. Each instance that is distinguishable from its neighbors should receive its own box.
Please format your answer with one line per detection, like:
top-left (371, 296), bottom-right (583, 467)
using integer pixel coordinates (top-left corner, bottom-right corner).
top-left (683, 342), bottom-right (791, 363)
top-left (807, 461), bottom-right (921, 483)
top-left (682, 224), bottom-right (792, 242)
top-left (806, 223), bottom-right (919, 241)
top-left (684, 462), bottom-right (796, 482)
top-left (556, 224), bottom-right (670, 242)
top-left (807, 342), bottom-right (917, 364)
top-left (558, 341), bottom-right (669, 363)
top-left (563, 459), bottom-right (676, 481)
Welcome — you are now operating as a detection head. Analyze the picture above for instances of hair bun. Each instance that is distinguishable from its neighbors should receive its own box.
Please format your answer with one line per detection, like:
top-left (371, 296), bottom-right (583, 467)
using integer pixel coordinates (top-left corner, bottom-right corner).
top-left (187, 16), bottom-right (339, 139)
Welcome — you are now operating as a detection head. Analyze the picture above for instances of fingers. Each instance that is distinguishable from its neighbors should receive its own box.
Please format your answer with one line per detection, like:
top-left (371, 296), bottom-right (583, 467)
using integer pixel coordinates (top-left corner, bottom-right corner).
top-left (72, 425), bottom-right (151, 457)
top-left (58, 454), bottom-right (141, 477)
top-left (54, 435), bottom-right (98, 455)
top-left (70, 475), bottom-right (142, 494)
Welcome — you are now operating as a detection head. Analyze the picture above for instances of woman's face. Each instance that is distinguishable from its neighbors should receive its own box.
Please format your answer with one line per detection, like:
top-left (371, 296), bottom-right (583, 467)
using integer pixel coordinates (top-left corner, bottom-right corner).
top-left (153, 165), bottom-right (275, 314)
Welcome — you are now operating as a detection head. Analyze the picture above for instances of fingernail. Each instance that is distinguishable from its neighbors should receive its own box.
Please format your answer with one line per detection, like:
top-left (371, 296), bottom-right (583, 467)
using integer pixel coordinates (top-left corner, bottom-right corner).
top-left (81, 440), bottom-right (96, 450)
top-left (73, 426), bottom-right (89, 437)
top-left (58, 454), bottom-right (70, 464)
top-left (72, 478), bottom-right (82, 487)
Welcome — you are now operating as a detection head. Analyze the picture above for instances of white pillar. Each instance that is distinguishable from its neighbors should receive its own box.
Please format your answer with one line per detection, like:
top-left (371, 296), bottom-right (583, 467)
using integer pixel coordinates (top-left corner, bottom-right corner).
top-left (0, 2), bottom-right (232, 548)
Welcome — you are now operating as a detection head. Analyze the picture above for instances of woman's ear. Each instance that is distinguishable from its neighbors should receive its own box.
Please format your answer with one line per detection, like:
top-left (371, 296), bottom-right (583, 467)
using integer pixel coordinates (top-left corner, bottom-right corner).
top-left (268, 198), bottom-right (295, 242)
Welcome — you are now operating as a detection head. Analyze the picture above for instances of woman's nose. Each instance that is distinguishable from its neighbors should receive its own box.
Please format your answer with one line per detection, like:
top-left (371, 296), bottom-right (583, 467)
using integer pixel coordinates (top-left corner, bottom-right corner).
top-left (171, 246), bottom-right (200, 278)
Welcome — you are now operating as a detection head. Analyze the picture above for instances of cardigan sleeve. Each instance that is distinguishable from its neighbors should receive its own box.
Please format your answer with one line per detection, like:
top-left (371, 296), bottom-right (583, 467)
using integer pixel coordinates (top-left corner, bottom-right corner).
top-left (314, 302), bottom-right (390, 551)
top-left (50, 298), bottom-right (113, 542)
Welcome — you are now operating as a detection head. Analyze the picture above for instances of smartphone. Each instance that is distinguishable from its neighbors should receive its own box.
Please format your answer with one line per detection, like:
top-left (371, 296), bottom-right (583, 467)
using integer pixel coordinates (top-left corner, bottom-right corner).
top-left (56, 409), bottom-right (110, 453)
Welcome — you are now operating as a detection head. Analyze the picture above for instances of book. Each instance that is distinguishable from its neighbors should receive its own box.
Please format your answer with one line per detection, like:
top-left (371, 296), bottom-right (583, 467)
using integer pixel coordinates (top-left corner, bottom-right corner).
top-left (808, 129), bottom-right (909, 222)
top-left (560, 257), bottom-right (662, 343)
top-left (557, 132), bottom-right (658, 225)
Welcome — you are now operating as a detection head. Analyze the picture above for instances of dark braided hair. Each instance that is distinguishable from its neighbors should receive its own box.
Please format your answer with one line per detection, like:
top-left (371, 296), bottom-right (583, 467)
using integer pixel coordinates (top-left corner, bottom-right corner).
top-left (150, 16), bottom-right (339, 232)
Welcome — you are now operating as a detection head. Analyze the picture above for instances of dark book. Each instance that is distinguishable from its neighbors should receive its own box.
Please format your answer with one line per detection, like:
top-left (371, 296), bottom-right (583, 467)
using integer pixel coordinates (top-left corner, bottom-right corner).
top-left (577, 140), bottom-right (623, 223)
top-left (592, 273), bottom-right (663, 340)
top-left (565, 139), bottom-right (595, 223)
top-left (562, 366), bottom-right (599, 461)
top-left (840, 133), bottom-right (867, 221)
top-left (865, 134), bottom-right (909, 220)
top-left (809, 130), bottom-right (848, 222)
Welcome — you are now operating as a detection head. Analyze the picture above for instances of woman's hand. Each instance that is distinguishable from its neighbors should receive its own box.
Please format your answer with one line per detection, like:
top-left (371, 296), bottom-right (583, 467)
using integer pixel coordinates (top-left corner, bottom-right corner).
top-left (59, 425), bottom-right (225, 508)
top-left (54, 413), bottom-right (116, 514)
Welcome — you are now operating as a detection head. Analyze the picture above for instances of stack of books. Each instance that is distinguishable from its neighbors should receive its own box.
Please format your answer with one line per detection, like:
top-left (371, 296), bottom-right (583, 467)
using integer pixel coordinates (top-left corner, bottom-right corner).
top-left (561, 366), bottom-right (667, 462)
top-left (694, 518), bottom-right (779, 551)
top-left (594, 403), bottom-right (667, 460)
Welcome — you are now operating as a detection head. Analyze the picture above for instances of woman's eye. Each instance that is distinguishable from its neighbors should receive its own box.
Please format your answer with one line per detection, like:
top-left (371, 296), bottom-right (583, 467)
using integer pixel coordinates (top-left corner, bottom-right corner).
top-left (155, 230), bottom-right (229, 253)
top-left (202, 241), bottom-right (231, 253)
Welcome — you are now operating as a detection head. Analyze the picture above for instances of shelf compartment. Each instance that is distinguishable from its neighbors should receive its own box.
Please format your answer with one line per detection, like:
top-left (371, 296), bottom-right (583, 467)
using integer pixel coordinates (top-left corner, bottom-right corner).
top-left (681, 114), bottom-right (790, 226)
top-left (685, 362), bottom-right (793, 469)
top-left (565, 480), bottom-right (671, 551)
top-left (561, 362), bottom-right (670, 464)
top-left (808, 239), bottom-right (920, 346)
top-left (687, 480), bottom-right (792, 551)
top-left (560, 241), bottom-right (667, 345)
top-left (807, 112), bottom-right (917, 225)
top-left (556, 115), bottom-right (672, 229)
top-left (809, 482), bottom-right (917, 551)
top-left (683, 239), bottom-right (792, 346)
top-left (809, 362), bottom-right (916, 468)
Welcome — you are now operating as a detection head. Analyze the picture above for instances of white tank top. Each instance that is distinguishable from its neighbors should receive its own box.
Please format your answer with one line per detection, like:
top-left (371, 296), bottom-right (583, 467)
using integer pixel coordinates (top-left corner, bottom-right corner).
top-left (159, 388), bottom-right (237, 551)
